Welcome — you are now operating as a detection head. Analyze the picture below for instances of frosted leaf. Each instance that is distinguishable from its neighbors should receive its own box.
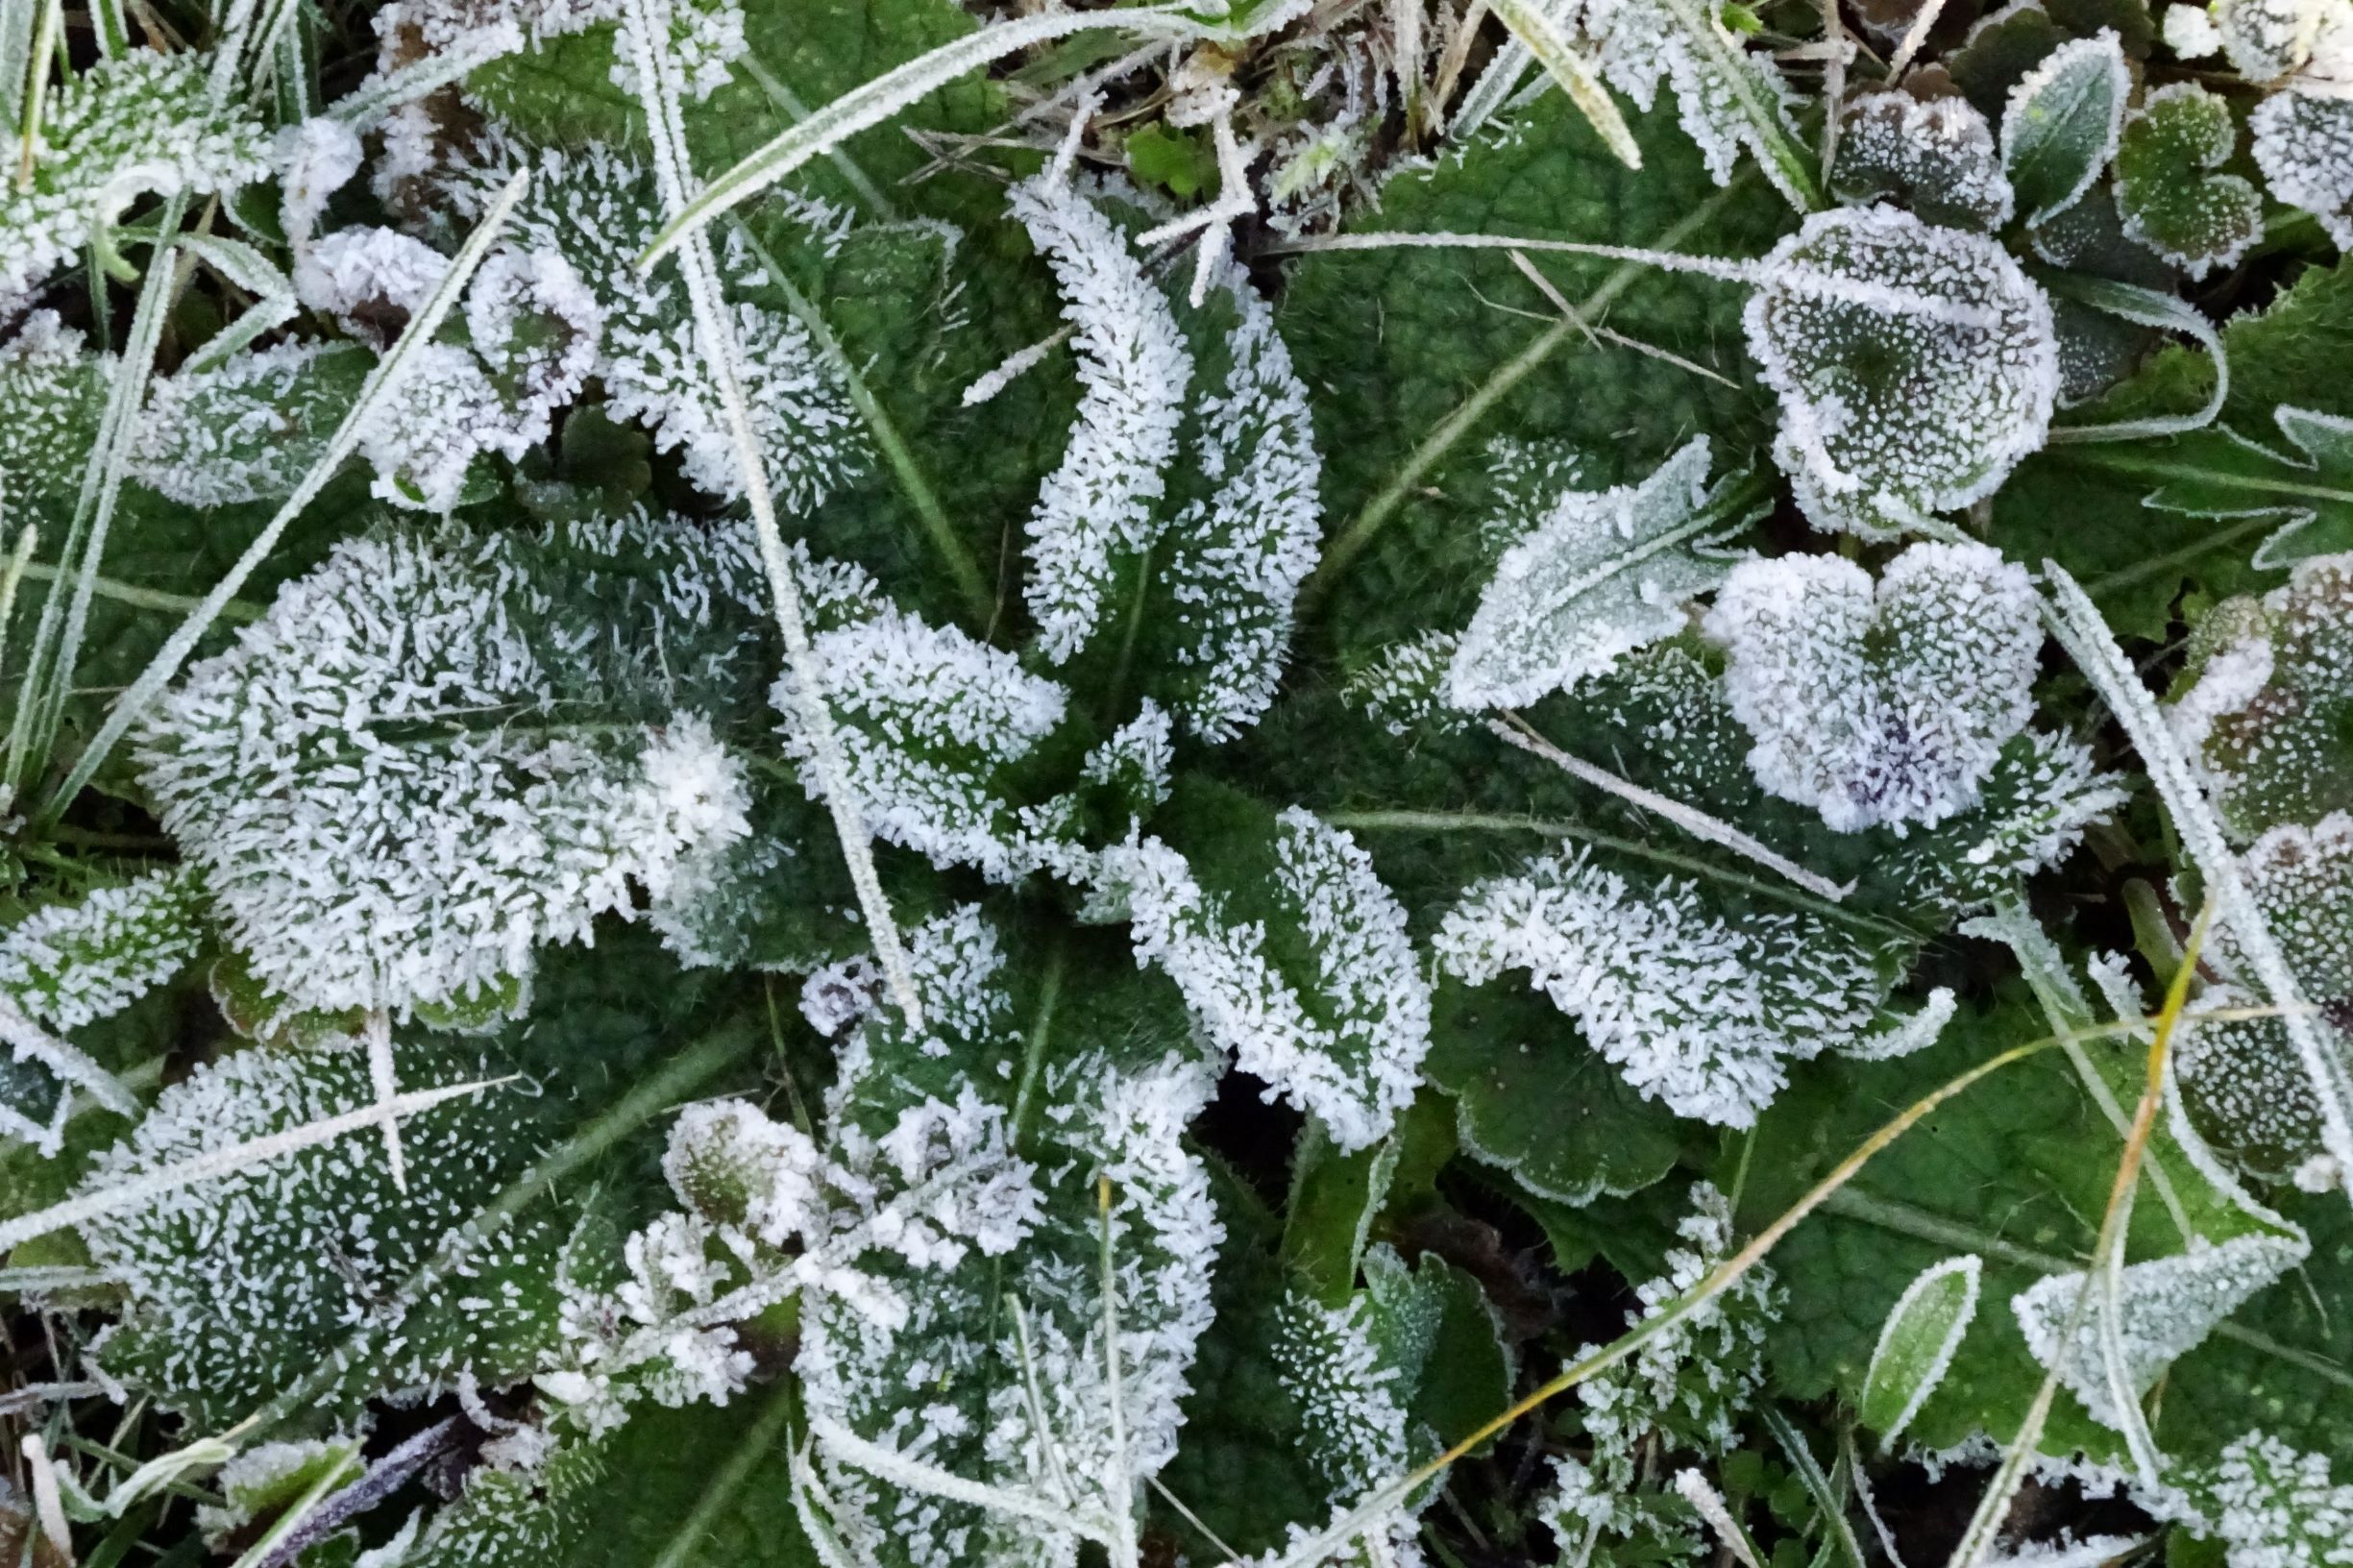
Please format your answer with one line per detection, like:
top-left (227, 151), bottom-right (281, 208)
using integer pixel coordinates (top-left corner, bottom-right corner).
top-left (2221, 812), bottom-right (2353, 1000)
top-left (2218, 0), bottom-right (2329, 76)
top-left (2204, 1433), bottom-right (2353, 1568)
top-left (200, 1437), bottom-right (365, 1544)
top-left (2173, 989), bottom-right (2345, 1186)
top-left (1706, 542), bottom-right (2041, 833)
top-left (132, 341), bottom-right (371, 507)
top-left (782, 909), bottom-right (1221, 1568)
top-left (1082, 700), bottom-right (1176, 827)
top-left (2165, 2), bottom-right (2225, 55)
top-left (1883, 730), bottom-right (2130, 914)
top-left (278, 118), bottom-right (364, 253)
top-left (1831, 92), bottom-right (2017, 233)
top-left (1346, 631), bottom-right (1468, 738)
top-left (1744, 207), bottom-right (2059, 538)
top-left (1568, 0), bottom-right (1811, 206)
top-left (2252, 89), bottom-right (2353, 251)
top-left (1447, 438), bottom-right (1756, 710)
top-left (1106, 811), bottom-right (1432, 1151)
top-left (462, 246), bottom-right (604, 452)
top-left (79, 1043), bottom-right (562, 1424)
top-left (1537, 1186), bottom-right (1777, 1560)
top-left (2116, 84), bottom-right (2264, 280)
top-left (294, 226), bottom-right (453, 347)
top-left (355, 341), bottom-right (524, 509)
top-left (441, 137), bottom-right (865, 509)
top-left (137, 527), bottom-right (750, 1017)
top-left (0, 870), bottom-right (199, 1152)
top-left (1434, 846), bottom-right (1894, 1125)
top-left (0, 870), bottom-right (203, 1035)
top-left (1009, 176), bottom-right (1193, 663)
top-left (0, 310), bottom-right (107, 511)
top-left (772, 599), bottom-right (1075, 883)
top-left (1858, 1256), bottom-right (1981, 1442)
top-left (2168, 555), bottom-right (2353, 839)
top-left (0, 51), bottom-right (271, 300)
top-left (2011, 1230), bottom-right (2307, 1430)
top-left (1999, 32), bottom-right (2129, 225)
top-left (1147, 264), bottom-right (1323, 742)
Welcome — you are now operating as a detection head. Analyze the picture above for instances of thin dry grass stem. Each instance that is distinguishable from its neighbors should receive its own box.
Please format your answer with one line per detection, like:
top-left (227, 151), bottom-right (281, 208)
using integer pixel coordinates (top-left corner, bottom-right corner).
top-left (1940, 902), bottom-right (2216, 1568)
top-left (1229, 1008), bottom-right (2228, 1568)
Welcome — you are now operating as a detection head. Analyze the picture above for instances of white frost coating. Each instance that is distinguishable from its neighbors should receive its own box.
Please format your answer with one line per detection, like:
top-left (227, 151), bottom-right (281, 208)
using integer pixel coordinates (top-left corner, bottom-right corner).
top-left (1562, 0), bottom-right (1811, 206)
top-left (293, 226), bottom-right (452, 345)
top-left (1448, 438), bottom-right (1745, 710)
top-left (133, 341), bottom-right (368, 507)
top-left (1348, 631), bottom-right (1466, 738)
top-left (1109, 813), bottom-right (1432, 1152)
top-left (1535, 1187), bottom-right (1778, 1560)
top-left (1831, 92), bottom-right (2016, 232)
top-left (772, 602), bottom-right (1073, 883)
top-left (2052, 560), bottom-right (2353, 1193)
top-left (462, 246), bottom-right (605, 452)
top-left (136, 530), bottom-right (748, 1017)
top-left (1270, 1291), bottom-right (1429, 1568)
top-left (440, 136), bottom-right (866, 511)
top-left (0, 51), bottom-right (272, 300)
top-left (1434, 846), bottom-right (1890, 1126)
top-left (1008, 175), bottom-right (1193, 663)
top-left (352, 340), bottom-right (514, 510)
top-left (2210, 1433), bottom-right (2353, 1568)
top-left (2119, 84), bottom-right (2265, 283)
top-left (0, 870), bottom-right (202, 1037)
top-left (374, 0), bottom-right (747, 99)
top-left (0, 311), bottom-right (107, 510)
top-left (1744, 207), bottom-right (2058, 538)
top-left (2011, 1231), bottom-right (2307, 1430)
top-left (1082, 700), bottom-right (1176, 820)
top-left (2253, 89), bottom-right (2353, 250)
top-left (278, 118), bottom-right (364, 251)
top-left (2218, 0), bottom-right (2328, 76)
top-left (1998, 33), bottom-right (2130, 222)
top-left (1707, 541), bottom-right (2043, 834)
top-left (1863, 1255), bottom-right (1982, 1443)
top-left (1154, 263), bottom-right (1323, 742)
top-left (2165, 2), bottom-right (2224, 54)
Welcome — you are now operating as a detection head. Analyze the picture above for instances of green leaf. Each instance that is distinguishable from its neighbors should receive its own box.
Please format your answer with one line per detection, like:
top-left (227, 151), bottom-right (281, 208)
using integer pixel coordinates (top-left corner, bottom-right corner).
top-left (2115, 83), bottom-right (2263, 281)
top-left (2126, 407), bottom-right (2353, 572)
top-left (1125, 122), bottom-right (1215, 199)
top-left (1425, 974), bottom-right (1684, 1206)
top-left (1279, 96), bottom-right (1789, 666)
top-left (2000, 31), bottom-right (2128, 225)
top-left (71, 936), bottom-right (758, 1430)
top-left (1752, 990), bottom-right (2353, 1472)
top-left (1856, 1254), bottom-right (1980, 1442)
top-left (1992, 255), bottom-right (2353, 637)
top-left (1447, 438), bottom-right (1764, 711)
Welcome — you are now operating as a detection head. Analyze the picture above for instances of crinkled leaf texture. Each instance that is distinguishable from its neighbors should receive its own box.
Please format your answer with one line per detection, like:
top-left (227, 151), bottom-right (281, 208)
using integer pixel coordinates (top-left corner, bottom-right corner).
top-left (137, 517), bottom-right (761, 1018)
top-left (1433, 844), bottom-right (1917, 1126)
top-left (81, 1042), bottom-right (572, 1427)
top-left (1105, 801), bottom-right (1433, 1153)
top-left (1706, 541), bottom-right (2044, 834)
top-left (1745, 207), bottom-right (2059, 538)
top-left (1832, 91), bottom-right (2016, 232)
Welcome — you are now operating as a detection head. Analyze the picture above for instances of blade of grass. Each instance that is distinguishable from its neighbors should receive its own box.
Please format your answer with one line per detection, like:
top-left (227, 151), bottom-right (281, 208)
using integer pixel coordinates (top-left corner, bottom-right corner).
top-left (621, 0), bottom-right (925, 1031)
top-left (1941, 903), bottom-right (2212, 1567)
